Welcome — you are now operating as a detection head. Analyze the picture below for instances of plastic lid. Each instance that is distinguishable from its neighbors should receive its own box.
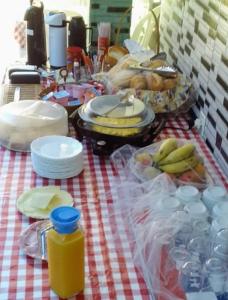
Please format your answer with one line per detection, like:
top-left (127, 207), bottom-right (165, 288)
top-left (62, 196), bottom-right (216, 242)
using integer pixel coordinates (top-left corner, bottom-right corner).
top-left (50, 206), bottom-right (80, 234)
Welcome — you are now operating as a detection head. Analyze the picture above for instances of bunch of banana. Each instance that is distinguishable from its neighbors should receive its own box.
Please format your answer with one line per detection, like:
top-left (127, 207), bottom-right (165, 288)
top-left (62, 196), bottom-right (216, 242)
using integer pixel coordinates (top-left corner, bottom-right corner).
top-left (152, 139), bottom-right (199, 174)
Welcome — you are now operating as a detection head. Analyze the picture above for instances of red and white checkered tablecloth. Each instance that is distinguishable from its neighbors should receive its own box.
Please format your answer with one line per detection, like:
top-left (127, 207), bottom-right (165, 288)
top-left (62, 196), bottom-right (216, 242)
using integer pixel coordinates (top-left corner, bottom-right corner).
top-left (0, 118), bottom-right (227, 300)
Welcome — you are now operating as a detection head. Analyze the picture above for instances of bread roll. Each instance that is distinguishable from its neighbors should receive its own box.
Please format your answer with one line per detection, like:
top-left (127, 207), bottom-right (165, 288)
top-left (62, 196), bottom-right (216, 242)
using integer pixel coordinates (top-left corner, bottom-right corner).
top-left (130, 74), bottom-right (147, 89)
top-left (110, 69), bottom-right (135, 88)
top-left (108, 46), bottom-right (128, 61)
top-left (104, 54), bottom-right (117, 67)
top-left (163, 78), bottom-right (178, 90)
top-left (145, 72), bottom-right (164, 91)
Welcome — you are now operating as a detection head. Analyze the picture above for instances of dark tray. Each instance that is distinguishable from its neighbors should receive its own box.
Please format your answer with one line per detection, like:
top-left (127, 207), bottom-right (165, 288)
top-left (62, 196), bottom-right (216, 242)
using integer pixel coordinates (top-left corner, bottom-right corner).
top-left (70, 111), bottom-right (166, 155)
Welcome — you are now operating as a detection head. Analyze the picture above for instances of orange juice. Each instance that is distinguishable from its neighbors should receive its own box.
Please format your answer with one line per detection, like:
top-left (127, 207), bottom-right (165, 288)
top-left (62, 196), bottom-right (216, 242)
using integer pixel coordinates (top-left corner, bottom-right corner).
top-left (47, 206), bottom-right (84, 298)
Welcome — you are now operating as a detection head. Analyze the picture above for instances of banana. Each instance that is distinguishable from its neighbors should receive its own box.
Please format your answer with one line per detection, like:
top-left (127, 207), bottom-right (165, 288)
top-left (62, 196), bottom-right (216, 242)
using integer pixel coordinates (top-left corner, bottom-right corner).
top-left (159, 155), bottom-right (199, 174)
top-left (152, 138), bottom-right (178, 163)
top-left (159, 143), bottom-right (195, 166)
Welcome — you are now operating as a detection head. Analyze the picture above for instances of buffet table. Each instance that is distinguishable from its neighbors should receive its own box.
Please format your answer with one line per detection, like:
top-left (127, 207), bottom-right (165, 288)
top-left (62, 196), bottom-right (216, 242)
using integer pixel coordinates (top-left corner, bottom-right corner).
top-left (0, 117), bottom-right (227, 300)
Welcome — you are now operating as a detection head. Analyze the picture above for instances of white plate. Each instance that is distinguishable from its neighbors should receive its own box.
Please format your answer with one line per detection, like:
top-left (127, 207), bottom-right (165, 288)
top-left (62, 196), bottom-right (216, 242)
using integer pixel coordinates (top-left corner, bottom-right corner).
top-left (33, 164), bottom-right (83, 179)
top-left (31, 152), bottom-right (83, 171)
top-left (31, 136), bottom-right (83, 161)
top-left (88, 95), bottom-right (145, 118)
top-left (17, 186), bottom-right (74, 219)
top-left (78, 104), bottom-right (155, 128)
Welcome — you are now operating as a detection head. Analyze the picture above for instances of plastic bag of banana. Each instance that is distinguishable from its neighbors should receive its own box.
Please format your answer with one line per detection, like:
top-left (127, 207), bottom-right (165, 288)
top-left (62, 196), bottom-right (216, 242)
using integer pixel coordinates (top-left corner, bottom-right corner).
top-left (131, 138), bottom-right (212, 188)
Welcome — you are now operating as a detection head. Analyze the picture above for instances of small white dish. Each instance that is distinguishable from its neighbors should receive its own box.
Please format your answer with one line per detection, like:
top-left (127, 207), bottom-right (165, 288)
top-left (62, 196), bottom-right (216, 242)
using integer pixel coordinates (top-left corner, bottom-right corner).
top-left (19, 220), bottom-right (51, 260)
top-left (176, 185), bottom-right (200, 204)
top-left (88, 95), bottom-right (145, 118)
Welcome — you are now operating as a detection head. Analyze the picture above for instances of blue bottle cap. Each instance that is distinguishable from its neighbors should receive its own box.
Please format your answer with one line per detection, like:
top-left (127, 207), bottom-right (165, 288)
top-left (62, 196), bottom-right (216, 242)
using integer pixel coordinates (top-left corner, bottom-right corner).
top-left (50, 206), bottom-right (80, 234)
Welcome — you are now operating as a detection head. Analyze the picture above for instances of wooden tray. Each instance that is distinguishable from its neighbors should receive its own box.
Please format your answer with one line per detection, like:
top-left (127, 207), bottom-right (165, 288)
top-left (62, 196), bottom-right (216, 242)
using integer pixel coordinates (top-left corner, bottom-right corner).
top-left (0, 84), bottom-right (41, 105)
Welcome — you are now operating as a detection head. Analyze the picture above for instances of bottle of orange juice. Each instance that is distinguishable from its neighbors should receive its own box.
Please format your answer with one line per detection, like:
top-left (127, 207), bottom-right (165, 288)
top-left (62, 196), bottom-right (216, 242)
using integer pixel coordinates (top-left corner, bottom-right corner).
top-left (47, 206), bottom-right (84, 298)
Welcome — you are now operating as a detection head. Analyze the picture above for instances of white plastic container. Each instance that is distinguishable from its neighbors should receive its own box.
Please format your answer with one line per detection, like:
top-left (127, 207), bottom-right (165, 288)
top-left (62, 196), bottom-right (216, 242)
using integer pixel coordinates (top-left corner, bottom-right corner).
top-left (0, 100), bottom-right (68, 152)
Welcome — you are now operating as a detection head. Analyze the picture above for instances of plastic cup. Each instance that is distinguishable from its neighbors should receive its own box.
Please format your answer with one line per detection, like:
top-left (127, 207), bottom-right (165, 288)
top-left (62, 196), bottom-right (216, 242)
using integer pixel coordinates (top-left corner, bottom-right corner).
top-left (215, 229), bottom-right (228, 249)
top-left (155, 196), bottom-right (182, 214)
top-left (213, 244), bottom-right (228, 264)
top-left (212, 201), bottom-right (228, 220)
top-left (192, 219), bottom-right (211, 238)
top-left (169, 245), bottom-right (191, 270)
top-left (211, 219), bottom-right (228, 240)
top-left (179, 260), bottom-right (203, 292)
top-left (176, 185), bottom-right (201, 204)
top-left (187, 236), bottom-right (210, 264)
top-left (203, 186), bottom-right (227, 212)
top-left (184, 201), bottom-right (208, 221)
top-left (174, 223), bottom-right (193, 247)
top-left (204, 257), bottom-right (227, 295)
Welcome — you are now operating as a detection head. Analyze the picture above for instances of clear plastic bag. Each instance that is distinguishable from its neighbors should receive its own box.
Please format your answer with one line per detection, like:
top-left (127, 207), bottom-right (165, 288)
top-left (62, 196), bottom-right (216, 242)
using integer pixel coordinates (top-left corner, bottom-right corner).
top-left (111, 167), bottom-right (227, 299)
top-left (127, 139), bottom-right (213, 190)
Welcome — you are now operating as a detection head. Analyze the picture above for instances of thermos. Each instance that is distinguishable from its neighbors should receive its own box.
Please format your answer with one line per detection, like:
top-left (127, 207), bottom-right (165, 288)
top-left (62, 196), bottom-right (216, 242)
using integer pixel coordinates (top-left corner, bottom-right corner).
top-left (24, 0), bottom-right (47, 67)
top-left (45, 12), bottom-right (67, 69)
top-left (47, 206), bottom-right (84, 298)
top-left (68, 16), bottom-right (92, 53)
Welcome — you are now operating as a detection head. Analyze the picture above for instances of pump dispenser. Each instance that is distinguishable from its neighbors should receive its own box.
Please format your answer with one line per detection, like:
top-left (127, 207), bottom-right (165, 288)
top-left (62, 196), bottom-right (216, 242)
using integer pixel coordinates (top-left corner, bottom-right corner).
top-left (47, 206), bottom-right (84, 298)
top-left (24, 0), bottom-right (47, 67)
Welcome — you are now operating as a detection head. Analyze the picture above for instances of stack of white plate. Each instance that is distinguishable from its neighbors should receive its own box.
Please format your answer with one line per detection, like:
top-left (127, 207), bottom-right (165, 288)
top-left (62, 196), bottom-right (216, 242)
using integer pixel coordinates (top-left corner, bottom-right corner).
top-left (31, 136), bottom-right (83, 179)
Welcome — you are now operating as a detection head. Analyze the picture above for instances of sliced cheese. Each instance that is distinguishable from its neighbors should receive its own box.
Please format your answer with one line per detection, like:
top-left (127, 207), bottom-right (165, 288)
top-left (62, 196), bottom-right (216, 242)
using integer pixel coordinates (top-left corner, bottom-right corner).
top-left (31, 191), bottom-right (57, 210)
top-left (17, 186), bottom-right (73, 219)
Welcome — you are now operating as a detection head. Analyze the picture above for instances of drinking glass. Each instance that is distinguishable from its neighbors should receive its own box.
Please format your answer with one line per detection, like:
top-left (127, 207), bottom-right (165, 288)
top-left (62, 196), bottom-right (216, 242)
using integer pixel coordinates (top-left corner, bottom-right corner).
top-left (179, 260), bottom-right (203, 292)
top-left (203, 257), bottom-right (227, 296)
top-left (169, 245), bottom-right (191, 270)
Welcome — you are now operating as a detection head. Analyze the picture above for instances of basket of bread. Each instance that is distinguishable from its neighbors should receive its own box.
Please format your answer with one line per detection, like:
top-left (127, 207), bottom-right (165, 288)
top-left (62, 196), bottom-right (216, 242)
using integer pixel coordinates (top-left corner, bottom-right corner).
top-left (95, 48), bottom-right (196, 115)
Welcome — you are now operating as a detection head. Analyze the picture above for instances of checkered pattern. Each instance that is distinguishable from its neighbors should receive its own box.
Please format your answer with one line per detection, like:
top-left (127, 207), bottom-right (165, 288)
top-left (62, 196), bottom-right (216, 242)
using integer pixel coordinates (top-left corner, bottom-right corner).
top-left (14, 21), bottom-right (26, 49)
top-left (0, 119), bottom-right (227, 300)
top-left (159, 0), bottom-right (228, 178)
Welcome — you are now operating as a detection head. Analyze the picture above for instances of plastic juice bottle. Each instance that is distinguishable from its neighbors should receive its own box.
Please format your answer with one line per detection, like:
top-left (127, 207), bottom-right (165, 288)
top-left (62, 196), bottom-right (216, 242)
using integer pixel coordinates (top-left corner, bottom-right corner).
top-left (47, 206), bottom-right (84, 298)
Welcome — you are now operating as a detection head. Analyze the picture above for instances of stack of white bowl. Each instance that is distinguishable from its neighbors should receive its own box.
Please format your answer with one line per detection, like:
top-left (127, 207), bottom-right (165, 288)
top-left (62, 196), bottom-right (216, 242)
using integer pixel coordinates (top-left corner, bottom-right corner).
top-left (31, 135), bottom-right (83, 179)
